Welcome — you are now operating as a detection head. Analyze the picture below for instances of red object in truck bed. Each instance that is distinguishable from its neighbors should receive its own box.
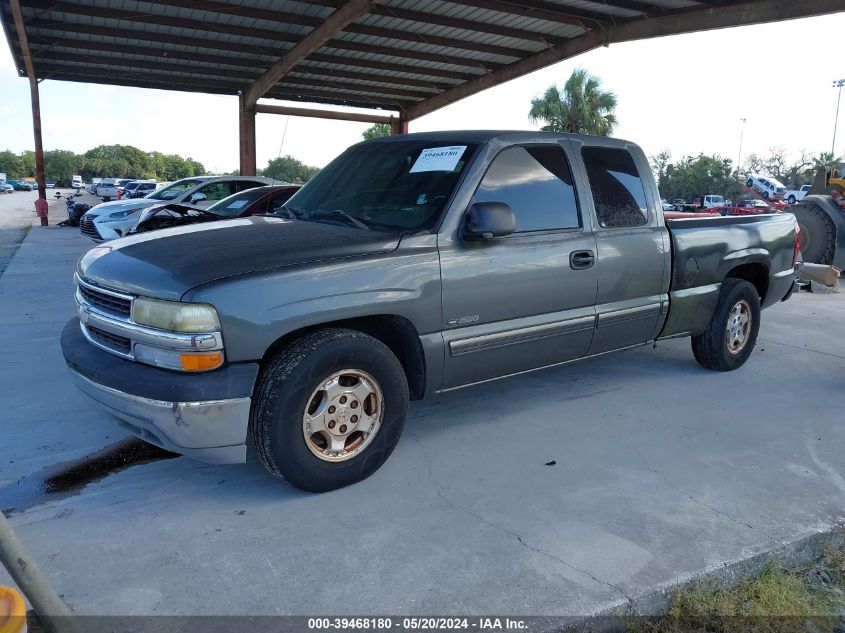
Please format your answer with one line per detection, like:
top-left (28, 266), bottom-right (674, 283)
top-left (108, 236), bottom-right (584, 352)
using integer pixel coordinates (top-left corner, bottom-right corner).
top-left (663, 210), bottom-right (720, 220)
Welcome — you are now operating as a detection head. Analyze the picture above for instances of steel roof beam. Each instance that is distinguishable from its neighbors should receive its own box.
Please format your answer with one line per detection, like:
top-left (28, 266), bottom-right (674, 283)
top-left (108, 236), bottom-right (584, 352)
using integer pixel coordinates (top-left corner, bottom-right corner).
top-left (242, 0), bottom-right (377, 108)
top-left (24, 9), bottom-right (503, 72)
top-left (8, 0), bottom-right (46, 199)
top-left (24, 42), bottom-right (449, 90)
top-left (131, 0), bottom-right (531, 62)
top-left (439, 0), bottom-right (607, 27)
top-left (255, 104), bottom-right (399, 125)
top-left (146, 0), bottom-right (553, 44)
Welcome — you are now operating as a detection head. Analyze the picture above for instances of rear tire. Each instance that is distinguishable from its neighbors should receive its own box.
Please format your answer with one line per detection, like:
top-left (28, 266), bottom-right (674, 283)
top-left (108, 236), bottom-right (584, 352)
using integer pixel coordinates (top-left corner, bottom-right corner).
top-left (250, 328), bottom-right (408, 492)
top-left (691, 279), bottom-right (761, 371)
top-left (746, 178), bottom-right (754, 188)
top-left (788, 195), bottom-right (796, 205)
top-left (793, 202), bottom-right (836, 265)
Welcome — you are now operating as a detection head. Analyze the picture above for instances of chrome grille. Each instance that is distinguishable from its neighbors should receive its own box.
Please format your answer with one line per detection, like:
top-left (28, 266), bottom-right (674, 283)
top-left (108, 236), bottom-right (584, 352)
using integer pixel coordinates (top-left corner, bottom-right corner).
top-left (86, 325), bottom-right (131, 353)
top-left (80, 215), bottom-right (102, 240)
top-left (79, 284), bottom-right (132, 317)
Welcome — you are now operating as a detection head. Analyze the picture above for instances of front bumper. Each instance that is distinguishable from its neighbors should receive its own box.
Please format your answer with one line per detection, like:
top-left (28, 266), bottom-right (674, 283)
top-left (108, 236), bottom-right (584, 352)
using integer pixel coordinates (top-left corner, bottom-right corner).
top-left (62, 318), bottom-right (259, 463)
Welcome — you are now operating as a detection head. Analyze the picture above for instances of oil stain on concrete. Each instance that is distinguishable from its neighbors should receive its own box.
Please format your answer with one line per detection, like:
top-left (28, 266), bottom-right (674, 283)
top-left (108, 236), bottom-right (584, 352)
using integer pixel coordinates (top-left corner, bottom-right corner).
top-left (1, 438), bottom-right (177, 516)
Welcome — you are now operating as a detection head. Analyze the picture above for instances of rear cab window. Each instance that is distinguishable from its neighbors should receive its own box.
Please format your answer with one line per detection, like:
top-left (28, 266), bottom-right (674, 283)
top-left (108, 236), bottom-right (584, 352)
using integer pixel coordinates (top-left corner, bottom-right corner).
top-left (581, 146), bottom-right (650, 228)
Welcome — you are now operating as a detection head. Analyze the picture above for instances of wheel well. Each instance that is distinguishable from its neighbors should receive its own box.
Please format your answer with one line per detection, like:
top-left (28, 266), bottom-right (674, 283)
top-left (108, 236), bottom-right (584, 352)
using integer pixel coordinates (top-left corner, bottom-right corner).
top-left (261, 316), bottom-right (427, 400)
top-left (725, 263), bottom-right (769, 301)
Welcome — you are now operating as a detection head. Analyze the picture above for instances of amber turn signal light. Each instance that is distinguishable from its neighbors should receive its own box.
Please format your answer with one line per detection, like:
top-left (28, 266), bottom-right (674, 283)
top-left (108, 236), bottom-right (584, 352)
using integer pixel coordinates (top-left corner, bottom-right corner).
top-left (180, 351), bottom-right (223, 372)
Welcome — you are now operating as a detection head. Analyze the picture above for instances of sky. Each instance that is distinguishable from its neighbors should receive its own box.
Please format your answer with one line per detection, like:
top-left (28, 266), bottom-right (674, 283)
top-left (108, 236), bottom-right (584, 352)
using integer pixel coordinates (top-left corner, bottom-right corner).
top-left (1, 12), bottom-right (844, 173)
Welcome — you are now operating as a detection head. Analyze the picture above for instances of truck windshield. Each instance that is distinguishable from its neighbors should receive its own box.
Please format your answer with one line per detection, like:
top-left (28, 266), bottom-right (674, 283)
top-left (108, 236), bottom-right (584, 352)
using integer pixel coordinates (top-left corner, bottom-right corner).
top-left (285, 140), bottom-right (478, 231)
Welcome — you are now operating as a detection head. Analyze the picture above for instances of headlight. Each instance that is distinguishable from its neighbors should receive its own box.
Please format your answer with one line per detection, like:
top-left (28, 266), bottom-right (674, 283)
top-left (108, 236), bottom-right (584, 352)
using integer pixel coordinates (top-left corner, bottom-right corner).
top-left (132, 297), bottom-right (220, 333)
top-left (100, 209), bottom-right (136, 222)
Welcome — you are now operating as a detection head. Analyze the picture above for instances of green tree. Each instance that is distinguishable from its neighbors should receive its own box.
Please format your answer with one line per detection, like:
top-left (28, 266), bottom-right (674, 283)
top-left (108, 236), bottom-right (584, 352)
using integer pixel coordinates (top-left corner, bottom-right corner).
top-left (362, 123), bottom-right (391, 140)
top-left (43, 150), bottom-right (83, 185)
top-left (260, 155), bottom-right (319, 183)
top-left (528, 68), bottom-right (617, 136)
top-left (0, 150), bottom-right (24, 179)
top-left (658, 154), bottom-right (736, 202)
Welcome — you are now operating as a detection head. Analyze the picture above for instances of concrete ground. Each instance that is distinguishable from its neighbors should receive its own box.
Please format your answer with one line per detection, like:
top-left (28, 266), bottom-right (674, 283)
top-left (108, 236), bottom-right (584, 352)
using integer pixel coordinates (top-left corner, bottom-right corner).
top-left (1, 228), bottom-right (844, 618)
top-left (0, 186), bottom-right (98, 230)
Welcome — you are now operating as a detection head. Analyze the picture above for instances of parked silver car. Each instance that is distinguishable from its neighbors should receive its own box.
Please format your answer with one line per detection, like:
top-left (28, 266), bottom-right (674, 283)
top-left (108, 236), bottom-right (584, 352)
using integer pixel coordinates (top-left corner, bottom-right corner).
top-left (79, 175), bottom-right (275, 241)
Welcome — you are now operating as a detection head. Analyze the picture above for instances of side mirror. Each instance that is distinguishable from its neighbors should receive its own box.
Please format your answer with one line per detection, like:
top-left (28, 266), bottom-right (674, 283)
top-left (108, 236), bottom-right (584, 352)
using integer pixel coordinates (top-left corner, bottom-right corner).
top-left (189, 192), bottom-right (207, 204)
top-left (462, 202), bottom-right (516, 241)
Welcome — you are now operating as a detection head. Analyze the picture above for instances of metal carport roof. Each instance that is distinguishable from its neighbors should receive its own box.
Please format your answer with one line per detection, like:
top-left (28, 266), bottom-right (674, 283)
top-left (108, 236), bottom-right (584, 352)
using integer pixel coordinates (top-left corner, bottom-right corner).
top-left (1, 0), bottom-right (842, 180)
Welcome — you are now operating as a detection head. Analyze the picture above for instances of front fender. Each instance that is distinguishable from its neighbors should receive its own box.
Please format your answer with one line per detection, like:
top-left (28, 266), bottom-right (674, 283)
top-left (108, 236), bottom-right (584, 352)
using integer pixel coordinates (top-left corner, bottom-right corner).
top-left (184, 236), bottom-right (442, 363)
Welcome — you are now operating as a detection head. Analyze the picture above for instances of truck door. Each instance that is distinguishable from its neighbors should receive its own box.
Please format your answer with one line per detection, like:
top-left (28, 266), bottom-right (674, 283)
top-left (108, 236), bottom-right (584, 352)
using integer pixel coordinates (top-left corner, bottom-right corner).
top-left (579, 145), bottom-right (669, 355)
top-left (439, 144), bottom-right (598, 388)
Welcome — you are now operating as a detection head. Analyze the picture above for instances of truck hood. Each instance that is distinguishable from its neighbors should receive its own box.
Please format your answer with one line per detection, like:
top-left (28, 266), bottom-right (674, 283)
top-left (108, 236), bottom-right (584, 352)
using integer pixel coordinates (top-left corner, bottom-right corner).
top-left (85, 198), bottom-right (160, 217)
top-left (79, 216), bottom-right (402, 300)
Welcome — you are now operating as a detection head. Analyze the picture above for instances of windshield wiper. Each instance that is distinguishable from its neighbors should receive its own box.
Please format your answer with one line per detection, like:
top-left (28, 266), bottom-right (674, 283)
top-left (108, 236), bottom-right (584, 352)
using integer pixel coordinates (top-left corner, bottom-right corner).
top-left (277, 204), bottom-right (304, 220)
top-left (310, 209), bottom-right (371, 231)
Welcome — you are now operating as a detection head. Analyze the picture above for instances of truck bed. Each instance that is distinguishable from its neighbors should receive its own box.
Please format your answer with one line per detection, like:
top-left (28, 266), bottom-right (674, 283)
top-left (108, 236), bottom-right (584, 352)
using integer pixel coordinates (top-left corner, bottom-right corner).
top-left (659, 213), bottom-right (797, 338)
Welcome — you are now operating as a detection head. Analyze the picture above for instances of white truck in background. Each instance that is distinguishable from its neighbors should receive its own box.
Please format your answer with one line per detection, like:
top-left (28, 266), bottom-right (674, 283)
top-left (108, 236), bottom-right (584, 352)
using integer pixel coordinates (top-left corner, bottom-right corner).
top-left (783, 184), bottom-right (811, 205)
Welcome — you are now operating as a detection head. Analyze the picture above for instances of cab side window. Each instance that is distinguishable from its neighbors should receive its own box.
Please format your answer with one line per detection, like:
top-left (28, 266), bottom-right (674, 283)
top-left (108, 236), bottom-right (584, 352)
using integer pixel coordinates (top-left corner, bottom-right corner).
top-left (472, 145), bottom-right (580, 232)
top-left (195, 182), bottom-right (230, 201)
top-left (582, 147), bottom-right (649, 228)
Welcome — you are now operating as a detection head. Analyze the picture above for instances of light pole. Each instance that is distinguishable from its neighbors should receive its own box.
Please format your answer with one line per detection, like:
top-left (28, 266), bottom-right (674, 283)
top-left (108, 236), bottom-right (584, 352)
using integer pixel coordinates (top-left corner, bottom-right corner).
top-left (737, 117), bottom-right (747, 176)
top-left (833, 79), bottom-right (845, 158)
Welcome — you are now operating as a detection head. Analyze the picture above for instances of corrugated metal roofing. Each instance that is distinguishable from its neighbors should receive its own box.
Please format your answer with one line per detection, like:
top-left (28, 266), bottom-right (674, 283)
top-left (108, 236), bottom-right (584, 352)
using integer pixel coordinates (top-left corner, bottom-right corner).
top-left (1, 0), bottom-right (842, 119)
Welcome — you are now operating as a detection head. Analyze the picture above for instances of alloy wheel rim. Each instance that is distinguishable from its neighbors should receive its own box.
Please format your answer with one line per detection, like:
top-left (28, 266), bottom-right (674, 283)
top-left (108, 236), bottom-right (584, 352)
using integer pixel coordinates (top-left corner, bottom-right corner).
top-left (302, 369), bottom-right (384, 462)
top-left (725, 300), bottom-right (752, 355)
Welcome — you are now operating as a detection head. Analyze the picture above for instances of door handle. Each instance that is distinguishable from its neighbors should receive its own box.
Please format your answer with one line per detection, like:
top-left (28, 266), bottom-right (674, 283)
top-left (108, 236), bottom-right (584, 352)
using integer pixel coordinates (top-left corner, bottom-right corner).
top-left (569, 250), bottom-right (595, 270)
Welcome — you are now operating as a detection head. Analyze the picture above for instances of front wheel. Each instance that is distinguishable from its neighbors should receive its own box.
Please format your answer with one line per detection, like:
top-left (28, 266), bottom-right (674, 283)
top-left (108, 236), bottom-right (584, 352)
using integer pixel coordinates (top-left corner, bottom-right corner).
top-left (691, 278), bottom-right (761, 371)
top-left (250, 328), bottom-right (409, 492)
top-left (787, 195), bottom-right (796, 205)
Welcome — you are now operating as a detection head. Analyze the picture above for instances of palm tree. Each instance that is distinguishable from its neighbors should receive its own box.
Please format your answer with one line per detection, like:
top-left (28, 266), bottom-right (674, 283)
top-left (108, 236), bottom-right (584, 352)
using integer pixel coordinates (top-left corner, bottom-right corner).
top-left (528, 68), bottom-right (618, 136)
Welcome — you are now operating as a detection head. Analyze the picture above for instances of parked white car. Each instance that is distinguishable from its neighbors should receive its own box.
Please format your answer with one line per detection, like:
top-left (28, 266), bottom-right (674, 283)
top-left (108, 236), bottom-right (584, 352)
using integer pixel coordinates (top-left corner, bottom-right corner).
top-left (745, 175), bottom-right (786, 200)
top-left (0, 181), bottom-right (13, 194)
top-left (783, 184), bottom-right (811, 205)
top-left (80, 175), bottom-right (275, 241)
top-left (701, 195), bottom-right (726, 209)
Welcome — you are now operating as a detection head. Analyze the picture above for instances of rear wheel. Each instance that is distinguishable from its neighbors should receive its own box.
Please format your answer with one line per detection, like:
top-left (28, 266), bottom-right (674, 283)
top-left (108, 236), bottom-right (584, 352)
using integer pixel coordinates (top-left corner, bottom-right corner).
top-left (788, 195), bottom-right (796, 205)
top-left (793, 202), bottom-right (835, 265)
top-left (746, 178), bottom-right (754, 188)
top-left (691, 279), bottom-right (761, 371)
top-left (763, 191), bottom-right (770, 199)
top-left (250, 328), bottom-right (408, 492)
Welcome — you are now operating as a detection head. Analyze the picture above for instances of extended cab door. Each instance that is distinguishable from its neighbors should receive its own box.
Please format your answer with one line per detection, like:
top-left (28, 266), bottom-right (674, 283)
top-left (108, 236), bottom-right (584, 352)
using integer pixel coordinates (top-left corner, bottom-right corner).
top-left (578, 144), bottom-right (670, 355)
top-left (439, 143), bottom-right (598, 388)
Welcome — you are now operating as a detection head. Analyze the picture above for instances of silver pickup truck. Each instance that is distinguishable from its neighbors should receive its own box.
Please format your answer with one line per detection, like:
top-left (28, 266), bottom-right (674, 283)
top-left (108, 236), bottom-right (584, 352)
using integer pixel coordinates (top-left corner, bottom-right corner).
top-left (62, 132), bottom-right (798, 492)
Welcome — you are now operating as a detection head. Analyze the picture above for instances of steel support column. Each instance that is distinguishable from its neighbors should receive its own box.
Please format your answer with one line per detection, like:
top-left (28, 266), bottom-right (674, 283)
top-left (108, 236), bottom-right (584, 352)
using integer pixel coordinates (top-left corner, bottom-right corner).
top-left (390, 114), bottom-right (408, 135)
top-left (239, 93), bottom-right (256, 176)
top-left (10, 0), bottom-right (46, 201)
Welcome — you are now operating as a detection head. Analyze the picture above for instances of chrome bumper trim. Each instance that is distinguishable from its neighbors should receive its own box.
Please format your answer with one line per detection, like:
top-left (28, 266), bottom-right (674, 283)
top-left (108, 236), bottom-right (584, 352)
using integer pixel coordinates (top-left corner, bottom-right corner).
top-left (70, 370), bottom-right (249, 464)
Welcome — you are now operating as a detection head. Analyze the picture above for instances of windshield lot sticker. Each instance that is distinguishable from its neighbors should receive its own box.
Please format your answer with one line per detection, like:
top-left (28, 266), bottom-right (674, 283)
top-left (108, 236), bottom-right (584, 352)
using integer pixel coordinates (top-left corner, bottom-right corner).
top-left (226, 200), bottom-right (249, 209)
top-left (410, 146), bottom-right (467, 173)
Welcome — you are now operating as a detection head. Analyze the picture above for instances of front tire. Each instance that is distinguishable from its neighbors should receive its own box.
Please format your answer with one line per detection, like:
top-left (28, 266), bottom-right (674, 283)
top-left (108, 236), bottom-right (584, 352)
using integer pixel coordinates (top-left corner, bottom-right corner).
top-left (787, 195), bottom-right (796, 205)
top-left (691, 279), bottom-right (761, 371)
top-left (250, 328), bottom-right (409, 492)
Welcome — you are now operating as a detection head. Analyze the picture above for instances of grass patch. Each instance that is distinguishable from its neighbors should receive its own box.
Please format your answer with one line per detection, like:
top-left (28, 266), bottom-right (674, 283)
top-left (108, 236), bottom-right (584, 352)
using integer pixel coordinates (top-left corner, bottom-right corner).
top-left (629, 546), bottom-right (845, 633)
